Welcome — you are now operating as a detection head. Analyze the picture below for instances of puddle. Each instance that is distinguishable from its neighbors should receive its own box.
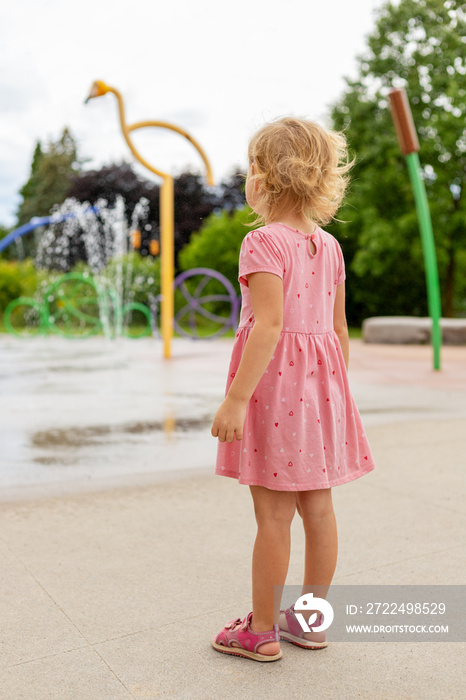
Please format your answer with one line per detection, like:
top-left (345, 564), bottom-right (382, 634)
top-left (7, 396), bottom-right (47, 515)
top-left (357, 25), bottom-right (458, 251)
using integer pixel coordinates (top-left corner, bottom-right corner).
top-left (33, 456), bottom-right (81, 466)
top-left (31, 416), bottom-right (213, 450)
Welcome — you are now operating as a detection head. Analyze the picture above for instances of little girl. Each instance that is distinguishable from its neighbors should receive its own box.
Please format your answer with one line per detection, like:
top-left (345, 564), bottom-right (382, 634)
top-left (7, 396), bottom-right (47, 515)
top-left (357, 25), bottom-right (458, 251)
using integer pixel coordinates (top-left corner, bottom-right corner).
top-left (210, 117), bottom-right (375, 662)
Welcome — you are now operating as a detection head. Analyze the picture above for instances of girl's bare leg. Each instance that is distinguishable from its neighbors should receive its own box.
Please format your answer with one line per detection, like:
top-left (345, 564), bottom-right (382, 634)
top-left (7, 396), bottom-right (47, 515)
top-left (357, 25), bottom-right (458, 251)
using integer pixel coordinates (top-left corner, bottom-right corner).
top-left (289, 487), bottom-right (338, 637)
top-left (248, 485), bottom-right (297, 655)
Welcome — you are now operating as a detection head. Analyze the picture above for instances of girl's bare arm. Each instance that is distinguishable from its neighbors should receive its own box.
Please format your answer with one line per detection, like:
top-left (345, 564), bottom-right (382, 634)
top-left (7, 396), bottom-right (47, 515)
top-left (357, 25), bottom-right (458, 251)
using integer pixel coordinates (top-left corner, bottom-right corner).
top-left (211, 272), bottom-right (283, 443)
top-left (333, 282), bottom-right (349, 371)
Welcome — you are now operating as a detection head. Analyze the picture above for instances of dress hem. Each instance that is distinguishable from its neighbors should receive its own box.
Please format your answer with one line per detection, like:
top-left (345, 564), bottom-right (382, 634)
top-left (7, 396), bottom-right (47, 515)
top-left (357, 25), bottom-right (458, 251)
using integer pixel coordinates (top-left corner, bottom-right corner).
top-left (215, 461), bottom-right (375, 491)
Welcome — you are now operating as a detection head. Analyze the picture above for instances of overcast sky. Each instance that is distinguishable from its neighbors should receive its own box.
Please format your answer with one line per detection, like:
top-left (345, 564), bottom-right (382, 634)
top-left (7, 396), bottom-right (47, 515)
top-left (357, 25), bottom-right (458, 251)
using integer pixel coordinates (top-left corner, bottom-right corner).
top-left (0, 0), bottom-right (386, 227)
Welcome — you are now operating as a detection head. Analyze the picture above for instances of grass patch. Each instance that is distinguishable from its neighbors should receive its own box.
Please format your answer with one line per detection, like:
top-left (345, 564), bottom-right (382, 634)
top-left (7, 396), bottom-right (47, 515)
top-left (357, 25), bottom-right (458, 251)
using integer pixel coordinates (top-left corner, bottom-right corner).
top-left (348, 327), bottom-right (362, 339)
top-left (0, 311), bottom-right (362, 340)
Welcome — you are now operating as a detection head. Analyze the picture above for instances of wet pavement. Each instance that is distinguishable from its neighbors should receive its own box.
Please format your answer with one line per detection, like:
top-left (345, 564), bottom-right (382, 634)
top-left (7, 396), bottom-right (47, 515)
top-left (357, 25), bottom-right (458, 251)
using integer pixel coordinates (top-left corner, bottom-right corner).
top-left (0, 334), bottom-right (465, 699)
top-left (1, 335), bottom-right (465, 501)
top-left (0, 336), bottom-right (222, 500)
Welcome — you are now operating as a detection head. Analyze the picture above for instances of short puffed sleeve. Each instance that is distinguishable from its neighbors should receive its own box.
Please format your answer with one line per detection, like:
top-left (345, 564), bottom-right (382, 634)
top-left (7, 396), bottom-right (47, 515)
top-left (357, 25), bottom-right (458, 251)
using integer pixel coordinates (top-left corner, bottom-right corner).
top-left (335, 240), bottom-right (346, 286)
top-left (238, 230), bottom-right (284, 287)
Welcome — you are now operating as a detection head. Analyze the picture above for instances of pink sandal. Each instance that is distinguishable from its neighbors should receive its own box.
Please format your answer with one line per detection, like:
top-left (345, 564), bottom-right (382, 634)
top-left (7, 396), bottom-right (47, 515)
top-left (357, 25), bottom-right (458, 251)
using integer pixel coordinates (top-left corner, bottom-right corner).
top-left (279, 605), bottom-right (328, 649)
top-left (212, 612), bottom-right (282, 662)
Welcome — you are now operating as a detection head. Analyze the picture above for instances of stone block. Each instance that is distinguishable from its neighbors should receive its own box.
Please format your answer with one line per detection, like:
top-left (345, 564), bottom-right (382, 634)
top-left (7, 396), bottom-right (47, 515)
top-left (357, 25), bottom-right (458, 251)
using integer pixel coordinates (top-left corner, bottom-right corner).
top-left (362, 316), bottom-right (466, 345)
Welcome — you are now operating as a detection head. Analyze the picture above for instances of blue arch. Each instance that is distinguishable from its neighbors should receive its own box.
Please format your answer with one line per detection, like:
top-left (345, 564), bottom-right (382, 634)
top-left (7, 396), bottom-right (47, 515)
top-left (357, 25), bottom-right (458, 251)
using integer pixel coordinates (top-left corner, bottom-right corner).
top-left (0, 207), bottom-right (99, 254)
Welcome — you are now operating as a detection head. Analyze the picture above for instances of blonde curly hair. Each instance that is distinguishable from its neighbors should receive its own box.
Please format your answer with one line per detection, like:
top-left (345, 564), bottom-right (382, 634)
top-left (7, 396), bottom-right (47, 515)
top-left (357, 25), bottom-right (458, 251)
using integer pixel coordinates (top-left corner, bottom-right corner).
top-left (247, 117), bottom-right (354, 227)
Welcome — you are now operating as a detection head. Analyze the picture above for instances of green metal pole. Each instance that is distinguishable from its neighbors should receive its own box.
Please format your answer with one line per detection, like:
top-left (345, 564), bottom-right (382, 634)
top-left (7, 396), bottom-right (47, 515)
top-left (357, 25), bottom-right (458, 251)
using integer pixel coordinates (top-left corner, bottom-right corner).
top-left (405, 152), bottom-right (442, 370)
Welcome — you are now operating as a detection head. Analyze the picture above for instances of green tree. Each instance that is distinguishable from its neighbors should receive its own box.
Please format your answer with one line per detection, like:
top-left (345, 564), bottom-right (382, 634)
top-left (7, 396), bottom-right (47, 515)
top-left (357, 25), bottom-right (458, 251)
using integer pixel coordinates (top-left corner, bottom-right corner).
top-left (178, 205), bottom-right (253, 294)
top-left (0, 259), bottom-right (42, 314)
top-left (329, 0), bottom-right (466, 322)
top-left (0, 225), bottom-right (11, 258)
top-left (66, 164), bottom-right (245, 270)
top-left (16, 127), bottom-right (81, 228)
top-left (17, 141), bottom-right (44, 217)
top-left (0, 224), bottom-right (25, 261)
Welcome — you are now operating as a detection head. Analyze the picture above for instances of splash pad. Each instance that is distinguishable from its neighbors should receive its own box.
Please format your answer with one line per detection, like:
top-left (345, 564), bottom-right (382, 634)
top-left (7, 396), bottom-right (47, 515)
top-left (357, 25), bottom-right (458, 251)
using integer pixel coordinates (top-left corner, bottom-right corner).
top-left (3, 198), bottom-right (239, 340)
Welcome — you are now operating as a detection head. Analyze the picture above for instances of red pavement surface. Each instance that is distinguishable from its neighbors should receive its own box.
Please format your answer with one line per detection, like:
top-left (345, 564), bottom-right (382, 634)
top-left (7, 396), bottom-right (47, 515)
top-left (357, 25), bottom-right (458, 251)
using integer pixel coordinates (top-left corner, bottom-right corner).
top-left (349, 340), bottom-right (466, 390)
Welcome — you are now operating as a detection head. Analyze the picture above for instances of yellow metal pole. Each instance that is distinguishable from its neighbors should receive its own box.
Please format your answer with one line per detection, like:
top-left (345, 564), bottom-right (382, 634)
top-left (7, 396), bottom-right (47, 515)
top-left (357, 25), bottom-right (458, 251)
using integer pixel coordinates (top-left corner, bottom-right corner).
top-left (85, 81), bottom-right (214, 359)
top-left (160, 176), bottom-right (174, 359)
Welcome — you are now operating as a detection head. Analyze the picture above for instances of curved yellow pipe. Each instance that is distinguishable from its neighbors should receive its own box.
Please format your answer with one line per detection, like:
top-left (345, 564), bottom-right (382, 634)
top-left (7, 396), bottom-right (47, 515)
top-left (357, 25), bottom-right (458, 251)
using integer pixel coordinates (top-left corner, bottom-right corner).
top-left (128, 121), bottom-right (214, 186)
top-left (85, 81), bottom-right (214, 359)
top-left (108, 86), bottom-right (168, 179)
top-left (85, 81), bottom-right (214, 184)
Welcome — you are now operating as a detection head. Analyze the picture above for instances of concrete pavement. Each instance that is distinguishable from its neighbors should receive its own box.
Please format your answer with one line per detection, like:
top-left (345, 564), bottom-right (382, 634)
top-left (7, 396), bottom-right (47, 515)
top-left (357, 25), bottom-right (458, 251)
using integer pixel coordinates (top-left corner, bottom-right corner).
top-left (0, 337), bottom-right (465, 699)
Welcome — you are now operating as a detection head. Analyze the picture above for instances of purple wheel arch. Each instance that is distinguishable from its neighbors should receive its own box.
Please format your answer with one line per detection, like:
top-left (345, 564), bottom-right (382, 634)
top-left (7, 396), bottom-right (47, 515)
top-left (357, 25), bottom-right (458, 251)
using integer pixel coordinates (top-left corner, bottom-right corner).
top-left (173, 267), bottom-right (240, 339)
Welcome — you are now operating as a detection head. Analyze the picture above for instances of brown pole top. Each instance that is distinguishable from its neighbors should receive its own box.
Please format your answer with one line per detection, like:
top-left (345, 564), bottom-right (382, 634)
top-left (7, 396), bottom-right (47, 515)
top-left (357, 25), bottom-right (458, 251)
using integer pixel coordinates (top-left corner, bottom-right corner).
top-left (388, 88), bottom-right (420, 155)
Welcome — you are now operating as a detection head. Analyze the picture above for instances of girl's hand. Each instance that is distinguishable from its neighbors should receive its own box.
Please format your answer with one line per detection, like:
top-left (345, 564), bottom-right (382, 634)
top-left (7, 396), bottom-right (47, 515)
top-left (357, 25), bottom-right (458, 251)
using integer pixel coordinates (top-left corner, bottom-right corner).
top-left (211, 395), bottom-right (247, 443)
top-left (211, 271), bottom-right (282, 444)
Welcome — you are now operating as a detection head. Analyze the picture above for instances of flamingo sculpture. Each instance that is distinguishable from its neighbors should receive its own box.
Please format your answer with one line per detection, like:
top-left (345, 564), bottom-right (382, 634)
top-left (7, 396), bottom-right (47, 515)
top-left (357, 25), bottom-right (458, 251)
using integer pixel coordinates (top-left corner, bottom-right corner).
top-left (85, 80), bottom-right (214, 358)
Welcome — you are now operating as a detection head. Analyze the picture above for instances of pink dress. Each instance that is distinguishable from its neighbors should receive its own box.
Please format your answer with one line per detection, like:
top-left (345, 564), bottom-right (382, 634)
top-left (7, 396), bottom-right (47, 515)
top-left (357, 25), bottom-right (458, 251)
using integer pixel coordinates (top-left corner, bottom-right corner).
top-left (215, 222), bottom-right (375, 491)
